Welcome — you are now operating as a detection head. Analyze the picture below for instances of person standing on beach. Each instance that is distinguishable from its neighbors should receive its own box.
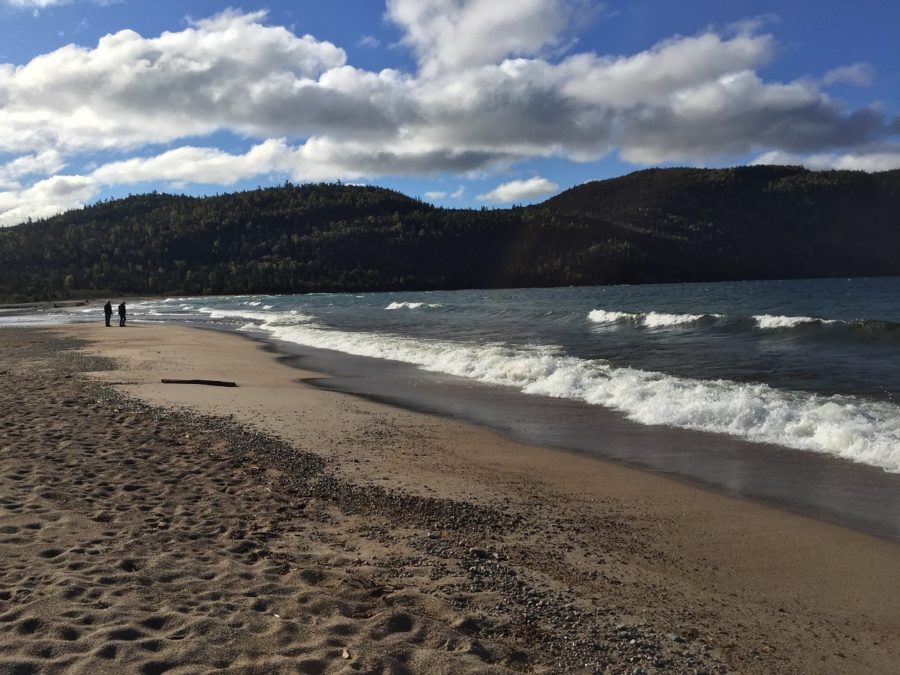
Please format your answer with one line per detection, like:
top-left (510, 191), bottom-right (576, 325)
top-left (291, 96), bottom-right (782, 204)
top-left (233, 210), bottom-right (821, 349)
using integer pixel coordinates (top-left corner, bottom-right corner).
top-left (104, 300), bottom-right (112, 327)
top-left (118, 301), bottom-right (126, 327)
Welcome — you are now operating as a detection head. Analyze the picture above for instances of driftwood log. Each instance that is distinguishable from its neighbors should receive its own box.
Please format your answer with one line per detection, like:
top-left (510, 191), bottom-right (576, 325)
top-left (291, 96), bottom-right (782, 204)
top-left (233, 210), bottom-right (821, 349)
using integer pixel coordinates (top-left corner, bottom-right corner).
top-left (160, 378), bottom-right (237, 387)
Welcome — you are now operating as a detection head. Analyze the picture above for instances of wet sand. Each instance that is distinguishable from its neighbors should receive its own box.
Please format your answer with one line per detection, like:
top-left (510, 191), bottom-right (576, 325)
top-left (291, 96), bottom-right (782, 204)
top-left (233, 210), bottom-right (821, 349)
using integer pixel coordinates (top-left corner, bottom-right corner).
top-left (1, 323), bottom-right (898, 673)
top-left (278, 339), bottom-right (900, 543)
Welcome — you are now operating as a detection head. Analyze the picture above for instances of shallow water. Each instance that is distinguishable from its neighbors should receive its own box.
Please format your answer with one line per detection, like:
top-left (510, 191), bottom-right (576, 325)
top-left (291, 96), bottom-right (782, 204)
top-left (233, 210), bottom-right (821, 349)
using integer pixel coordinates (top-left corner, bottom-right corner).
top-left (117, 277), bottom-right (900, 474)
top-left (280, 341), bottom-right (900, 543)
top-left (16, 278), bottom-right (900, 539)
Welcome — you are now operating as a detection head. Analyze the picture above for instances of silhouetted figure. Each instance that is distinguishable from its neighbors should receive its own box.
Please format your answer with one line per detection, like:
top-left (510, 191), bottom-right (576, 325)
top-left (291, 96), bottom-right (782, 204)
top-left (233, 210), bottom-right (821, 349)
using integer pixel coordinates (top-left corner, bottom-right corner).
top-left (118, 302), bottom-right (126, 327)
top-left (104, 300), bottom-right (112, 327)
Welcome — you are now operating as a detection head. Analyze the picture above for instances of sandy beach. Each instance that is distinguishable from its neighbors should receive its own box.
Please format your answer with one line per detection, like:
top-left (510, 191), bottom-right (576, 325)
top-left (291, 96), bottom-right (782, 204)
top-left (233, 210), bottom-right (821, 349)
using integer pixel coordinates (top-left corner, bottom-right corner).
top-left (1, 323), bottom-right (898, 673)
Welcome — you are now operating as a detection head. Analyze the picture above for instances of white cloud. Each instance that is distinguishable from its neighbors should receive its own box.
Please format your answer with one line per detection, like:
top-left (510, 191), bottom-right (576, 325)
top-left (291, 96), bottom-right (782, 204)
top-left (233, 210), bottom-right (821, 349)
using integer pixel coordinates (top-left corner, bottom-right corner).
top-left (90, 140), bottom-right (293, 186)
top-left (616, 71), bottom-right (885, 163)
top-left (357, 35), bottom-right (380, 48)
top-left (0, 150), bottom-right (65, 188)
top-left (0, 4), bottom-right (897, 225)
top-left (477, 176), bottom-right (559, 203)
top-left (3, 0), bottom-right (71, 8)
top-left (752, 147), bottom-right (900, 172)
top-left (0, 7), bottom-right (889, 164)
top-left (725, 14), bottom-right (779, 36)
top-left (820, 63), bottom-right (875, 87)
top-left (0, 9), bottom-right (349, 152)
top-left (386, 0), bottom-right (578, 76)
top-left (0, 174), bottom-right (97, 226)
top-left (424, 186), bottom-right (463, 200)
top-left (1, 0), bottom-right (118, 9)
top-left (558, 31), bottom-right (774, 108)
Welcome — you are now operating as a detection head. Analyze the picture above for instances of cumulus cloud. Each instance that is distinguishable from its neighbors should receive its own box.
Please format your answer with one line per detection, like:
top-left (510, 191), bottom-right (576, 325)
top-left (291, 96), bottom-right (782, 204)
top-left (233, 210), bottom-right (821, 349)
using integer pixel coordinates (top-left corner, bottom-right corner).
top-left (477, 176), bottom-right (559, 203)
top-left (91, 140), bottom-right (293, 186)
top-left (0, 6), bottom-right (891, 163)
top-left (0, 138), bottom-right (501, 224)
top-left (558, 31), bottom-right (774, 107)
top-left (386, 0), bottom-right (579, 76)
top-left (1, 140), bottom-right (292, 224)
top-left (0, 10), bottom-right (349, 152)
top-left (1, 2), bottom-right (898, 226)
top-left (0, 174), bottom-right (97, 226)
top-left (616, 72), bottom-right (886, 163)
top-left (0, 150), bottom-right (65, 188)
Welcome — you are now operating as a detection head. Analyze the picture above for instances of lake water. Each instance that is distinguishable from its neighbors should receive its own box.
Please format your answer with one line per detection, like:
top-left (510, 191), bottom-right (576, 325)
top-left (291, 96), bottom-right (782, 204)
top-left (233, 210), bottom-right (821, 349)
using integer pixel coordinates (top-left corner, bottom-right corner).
top-left (15, 277), bottom-right (900, 539)
top-left (128, 277), bottom-right (900, 473)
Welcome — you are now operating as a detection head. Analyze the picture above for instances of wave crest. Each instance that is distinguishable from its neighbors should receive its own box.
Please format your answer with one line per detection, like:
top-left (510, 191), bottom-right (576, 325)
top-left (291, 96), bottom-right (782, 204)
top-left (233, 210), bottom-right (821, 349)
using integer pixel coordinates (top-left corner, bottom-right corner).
top-left (589, 309), bottom-right (716, 328)
top-left (258, 322), bottom-right (900, 473)
top-left (198, 307), bottom-right (313, 325)
top-left (587, 309), bottom-right (635, 323)
top-left (643, 311), bottom-right (708, 327)
top-left (385, 301), bottom-right (443, 310)
top-left (753, 314), bottom-right (834, 329)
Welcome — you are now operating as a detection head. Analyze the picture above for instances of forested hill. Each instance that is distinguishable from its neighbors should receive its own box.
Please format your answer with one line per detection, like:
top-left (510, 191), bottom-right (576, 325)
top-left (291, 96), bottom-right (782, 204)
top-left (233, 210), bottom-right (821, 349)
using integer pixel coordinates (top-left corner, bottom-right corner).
top-left (1, 166), bottom-right (898, 301)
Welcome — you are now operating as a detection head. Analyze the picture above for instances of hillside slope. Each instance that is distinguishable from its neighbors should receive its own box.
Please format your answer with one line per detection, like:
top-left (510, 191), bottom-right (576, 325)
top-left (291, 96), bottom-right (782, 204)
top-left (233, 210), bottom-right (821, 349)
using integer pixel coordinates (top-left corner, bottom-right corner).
top-left (1, 167), bottom-right (897, 300)
top-left (541, 165), bottom-right (900, 281)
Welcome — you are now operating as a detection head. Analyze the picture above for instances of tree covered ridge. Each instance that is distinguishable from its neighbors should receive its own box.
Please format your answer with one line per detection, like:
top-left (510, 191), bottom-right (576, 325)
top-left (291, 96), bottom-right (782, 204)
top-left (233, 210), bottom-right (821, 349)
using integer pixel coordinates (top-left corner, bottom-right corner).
top-left (1, 166), bottom-right (898, 301)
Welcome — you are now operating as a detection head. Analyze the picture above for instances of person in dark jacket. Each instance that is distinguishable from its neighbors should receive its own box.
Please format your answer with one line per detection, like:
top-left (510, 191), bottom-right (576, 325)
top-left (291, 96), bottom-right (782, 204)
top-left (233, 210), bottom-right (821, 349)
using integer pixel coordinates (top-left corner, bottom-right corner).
top-left (118, 301), bottom-right (126, 327)
top-left (104, 300), bottom-right (112, 327)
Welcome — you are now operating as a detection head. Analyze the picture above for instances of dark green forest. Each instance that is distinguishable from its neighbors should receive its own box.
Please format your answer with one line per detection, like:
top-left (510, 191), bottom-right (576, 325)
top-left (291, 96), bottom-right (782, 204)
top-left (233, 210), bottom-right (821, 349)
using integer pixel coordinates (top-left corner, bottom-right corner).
top-left (1, 165), bottom-right (898, 301)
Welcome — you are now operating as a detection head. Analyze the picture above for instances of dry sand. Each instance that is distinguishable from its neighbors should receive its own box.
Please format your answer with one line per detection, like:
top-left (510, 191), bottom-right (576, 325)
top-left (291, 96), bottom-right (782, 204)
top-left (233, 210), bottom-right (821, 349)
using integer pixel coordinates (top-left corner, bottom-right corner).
top-left (1, 323), bottom-right (898, 673)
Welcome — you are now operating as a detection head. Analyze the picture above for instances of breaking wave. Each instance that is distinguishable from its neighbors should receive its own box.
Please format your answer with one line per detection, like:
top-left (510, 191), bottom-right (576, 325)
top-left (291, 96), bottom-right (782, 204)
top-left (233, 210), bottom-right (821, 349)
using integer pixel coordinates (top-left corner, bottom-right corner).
top-left (385, 301), bottom-right (443, 310)
top-left (249, 315), bottom-right (900, 473)
top-left (197, 307), bottom-right (314, 326)
top-left (588, 308), bottom-right (899, 342)
top-left (753, 314), bottom-right (835, 329)
top-left (588, 309), bottom-right (717, 327)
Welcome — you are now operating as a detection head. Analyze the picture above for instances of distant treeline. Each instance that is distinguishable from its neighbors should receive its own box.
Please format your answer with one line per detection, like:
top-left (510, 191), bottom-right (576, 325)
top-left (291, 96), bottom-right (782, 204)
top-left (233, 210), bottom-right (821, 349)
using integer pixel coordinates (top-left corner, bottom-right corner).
top-left (1, 165), bottom-right (898, 301)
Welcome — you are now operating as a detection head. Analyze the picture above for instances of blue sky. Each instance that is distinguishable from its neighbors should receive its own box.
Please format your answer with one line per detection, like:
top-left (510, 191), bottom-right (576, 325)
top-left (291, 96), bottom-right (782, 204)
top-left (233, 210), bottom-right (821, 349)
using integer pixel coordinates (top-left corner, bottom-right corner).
top-left (0, 0), bottom-right (897, 225)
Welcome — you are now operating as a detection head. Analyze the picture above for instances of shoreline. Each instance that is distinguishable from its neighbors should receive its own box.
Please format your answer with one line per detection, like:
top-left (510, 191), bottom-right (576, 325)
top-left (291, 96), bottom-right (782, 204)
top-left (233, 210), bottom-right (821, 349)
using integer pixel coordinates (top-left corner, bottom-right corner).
top-left (259, 332), bottom-right (900, 544)
top-left (174, 324), bottom-right (896, 543)
top-left (2, 323), bottom-right (898, 672)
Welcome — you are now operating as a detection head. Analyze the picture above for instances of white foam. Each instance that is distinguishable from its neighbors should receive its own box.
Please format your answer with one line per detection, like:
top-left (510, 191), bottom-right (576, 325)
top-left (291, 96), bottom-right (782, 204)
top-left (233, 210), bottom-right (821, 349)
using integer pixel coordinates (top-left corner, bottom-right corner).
top-left (256, 320), bottom-right (900, 473)
top-left (197, 307), bottom-right (313, 325)
top-left (588, 309), bottom-right (635, 323)
top-left (385, 301), bottom-right (443, 310)
top-left (589, 309), bottom-right (715, 327)
top-left (266, 310), bottom-right (315, 326)
top-left (198, 307), bottom-right (267, 321)
top-left (642, 312), bottom-right (707, 327)
top-left (754, 314), bottom-right (834, 329)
